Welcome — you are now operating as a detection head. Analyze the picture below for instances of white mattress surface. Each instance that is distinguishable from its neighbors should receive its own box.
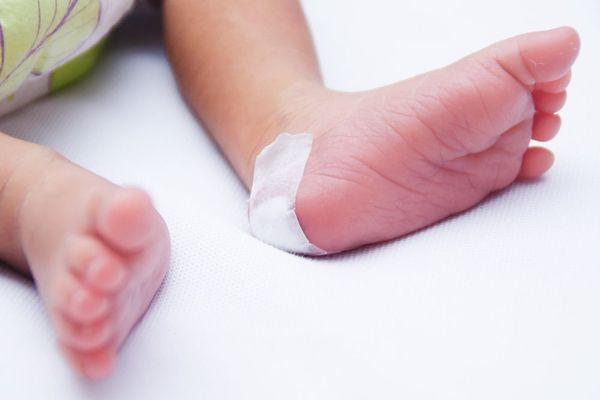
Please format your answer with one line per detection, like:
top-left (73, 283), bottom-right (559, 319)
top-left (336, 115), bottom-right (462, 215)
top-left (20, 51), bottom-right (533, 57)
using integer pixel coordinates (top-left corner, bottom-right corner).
top-left (0, 1), bottom-right (598, 398)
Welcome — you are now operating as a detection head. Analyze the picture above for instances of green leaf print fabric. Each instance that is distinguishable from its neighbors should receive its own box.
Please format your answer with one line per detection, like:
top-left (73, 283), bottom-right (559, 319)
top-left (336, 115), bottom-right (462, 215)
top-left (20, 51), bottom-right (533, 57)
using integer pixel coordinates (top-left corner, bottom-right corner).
top-left (0, 0), bottom-right (134, 116)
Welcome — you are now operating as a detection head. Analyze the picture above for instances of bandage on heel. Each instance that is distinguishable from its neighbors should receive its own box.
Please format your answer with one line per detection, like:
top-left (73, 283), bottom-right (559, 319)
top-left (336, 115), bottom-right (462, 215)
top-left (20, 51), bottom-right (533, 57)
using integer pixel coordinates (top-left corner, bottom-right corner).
top-left (248, 133), bottom-right (327, 256)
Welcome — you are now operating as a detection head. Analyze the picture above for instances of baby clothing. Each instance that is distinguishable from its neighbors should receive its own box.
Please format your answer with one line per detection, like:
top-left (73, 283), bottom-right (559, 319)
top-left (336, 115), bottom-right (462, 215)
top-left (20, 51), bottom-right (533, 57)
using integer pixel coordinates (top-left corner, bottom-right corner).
top-left (0, 0), bottom-right (137, 117)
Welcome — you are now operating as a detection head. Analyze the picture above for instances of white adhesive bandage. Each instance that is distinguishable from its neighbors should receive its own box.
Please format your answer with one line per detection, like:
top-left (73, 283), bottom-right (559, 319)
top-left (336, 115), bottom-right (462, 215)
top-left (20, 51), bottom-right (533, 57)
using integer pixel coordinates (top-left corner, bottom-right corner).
top-left (248, 133), bottom-right (327, 256)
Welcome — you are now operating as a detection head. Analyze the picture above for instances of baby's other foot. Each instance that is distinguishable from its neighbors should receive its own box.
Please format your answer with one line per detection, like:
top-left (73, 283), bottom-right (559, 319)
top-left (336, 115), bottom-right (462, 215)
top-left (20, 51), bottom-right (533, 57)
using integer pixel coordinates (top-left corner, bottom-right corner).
top-left (263, 27), bottom-right (579, 253)
top-left (15, 155), bottom-right (170, 379)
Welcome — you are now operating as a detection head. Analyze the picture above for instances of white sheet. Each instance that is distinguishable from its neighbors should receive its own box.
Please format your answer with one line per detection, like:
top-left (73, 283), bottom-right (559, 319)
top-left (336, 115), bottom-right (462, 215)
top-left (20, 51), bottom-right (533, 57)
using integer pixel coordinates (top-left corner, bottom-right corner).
top-left (0, 1), bottom-right (598, 398)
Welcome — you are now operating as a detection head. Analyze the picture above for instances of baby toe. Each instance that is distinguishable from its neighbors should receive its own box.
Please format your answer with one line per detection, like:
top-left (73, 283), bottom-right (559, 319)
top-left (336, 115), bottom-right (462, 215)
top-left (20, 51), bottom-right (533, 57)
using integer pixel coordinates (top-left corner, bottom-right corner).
top-left (533, 90), bottom-right (567, 114)
top-left (493, 27), bottom-right (579, 86)
top-left (55, 314), bottom-right (115, 352)
top-left (534, 70), bottom-right (571, 93)
top-left (65, 235), bottom-right (127, 292)
top-left (518, 146), bottom-right (555, 179)
top-left (64, 235), bottom-right (95, 265)
top-left (96, 188), bottom-right (160, 253)
top-left (54, 273), bottom-right (110, 323)
top-left (81, 349), bottom-right (116, 380)
top-left (60, 344), bottom-right (116, 380)
top-left (86, 256), bottom-right (127, 293)
top-left (532, 113), bottom-right (561, 142)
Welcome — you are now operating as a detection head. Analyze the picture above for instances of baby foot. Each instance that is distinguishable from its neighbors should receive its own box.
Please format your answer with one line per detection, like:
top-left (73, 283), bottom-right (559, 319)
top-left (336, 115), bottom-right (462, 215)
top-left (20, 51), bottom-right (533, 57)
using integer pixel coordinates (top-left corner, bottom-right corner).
top-left (263, 27), bottom-right (579, 253)
top-left (14, 154), bottom-right (170, 379)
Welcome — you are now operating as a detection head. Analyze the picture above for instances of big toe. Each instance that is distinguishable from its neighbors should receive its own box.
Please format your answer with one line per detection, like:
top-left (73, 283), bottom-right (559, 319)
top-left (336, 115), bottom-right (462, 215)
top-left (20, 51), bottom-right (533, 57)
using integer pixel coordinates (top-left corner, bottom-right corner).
top-left (493, 26), bottom-right (580, 85)
top-left (96, 188), bottom-right (159, 252)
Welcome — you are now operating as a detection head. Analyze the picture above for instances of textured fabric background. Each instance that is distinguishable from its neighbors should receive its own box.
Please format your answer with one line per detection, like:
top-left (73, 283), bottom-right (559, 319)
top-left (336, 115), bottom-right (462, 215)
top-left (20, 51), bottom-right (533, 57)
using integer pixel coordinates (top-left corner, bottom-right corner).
top-left (0, 1), bottom-right (598, 398)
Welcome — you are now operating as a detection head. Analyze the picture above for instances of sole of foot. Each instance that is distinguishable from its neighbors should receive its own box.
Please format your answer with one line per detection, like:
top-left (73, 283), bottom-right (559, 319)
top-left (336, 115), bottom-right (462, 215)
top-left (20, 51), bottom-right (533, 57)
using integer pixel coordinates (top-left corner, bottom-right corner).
top-left (265, 27), bottom-right (579, 253)
top-left (13, 153), bottom-right (170, 379)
